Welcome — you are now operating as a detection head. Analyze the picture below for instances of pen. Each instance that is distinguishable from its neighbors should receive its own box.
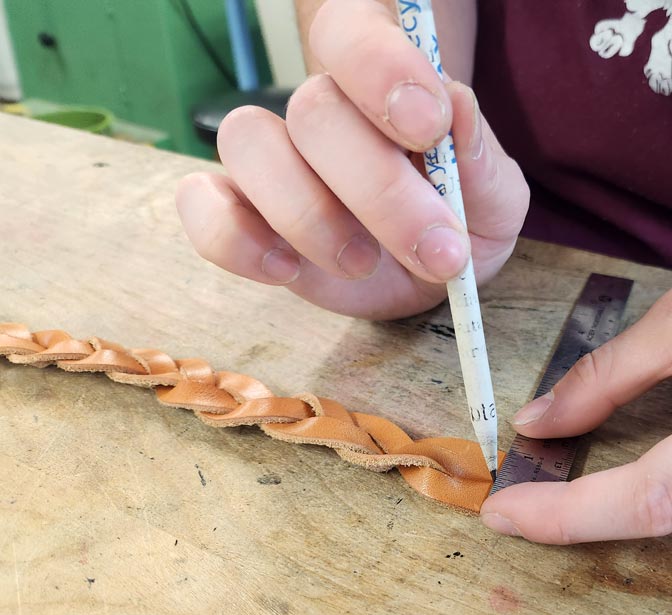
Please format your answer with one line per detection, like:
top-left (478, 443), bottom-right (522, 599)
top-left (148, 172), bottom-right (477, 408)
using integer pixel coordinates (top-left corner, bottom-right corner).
top-left (394, 0), bottom-right (498, 480)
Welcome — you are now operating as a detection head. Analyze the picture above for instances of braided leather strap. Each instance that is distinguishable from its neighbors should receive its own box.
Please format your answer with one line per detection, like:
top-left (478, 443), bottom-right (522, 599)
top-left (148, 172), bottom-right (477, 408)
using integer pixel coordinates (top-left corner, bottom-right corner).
top-left (0, 323), bottom-right (502, 513)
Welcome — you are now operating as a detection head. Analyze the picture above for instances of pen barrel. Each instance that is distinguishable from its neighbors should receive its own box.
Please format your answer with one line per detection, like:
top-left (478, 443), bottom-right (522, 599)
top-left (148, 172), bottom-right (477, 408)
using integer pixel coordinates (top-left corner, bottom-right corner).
top-left (396, 0), bottom-right (498, 472)
top-left (397, 0), bottom-right (445, 83)
top-left (447, 261), bottom-right (498, 471)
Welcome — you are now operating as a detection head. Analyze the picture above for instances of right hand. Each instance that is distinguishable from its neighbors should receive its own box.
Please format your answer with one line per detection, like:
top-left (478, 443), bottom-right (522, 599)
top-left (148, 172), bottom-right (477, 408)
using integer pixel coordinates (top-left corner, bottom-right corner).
top-left (176, 0), bottom-right (529, 320)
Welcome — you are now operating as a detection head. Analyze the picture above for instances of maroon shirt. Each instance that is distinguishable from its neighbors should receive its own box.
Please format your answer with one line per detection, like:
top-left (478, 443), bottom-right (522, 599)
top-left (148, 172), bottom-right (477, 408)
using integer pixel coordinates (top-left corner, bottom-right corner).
top-left (473, 1), bottom-right (672, 268)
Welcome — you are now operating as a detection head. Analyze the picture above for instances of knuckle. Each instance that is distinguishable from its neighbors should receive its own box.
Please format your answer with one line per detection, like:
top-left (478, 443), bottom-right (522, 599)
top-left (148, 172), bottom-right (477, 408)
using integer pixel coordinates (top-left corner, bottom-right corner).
top-left (179, 181), bottom-right (230, 264)
top-left (549, 487), bottom-right (577, 545)
top-left (280, 197), bottom-right (329, 242)
top-left (573, 351), bottom-right (601, 389)
top-left (191, 217), bottom-right (225, 264)
top-left (217, 106), bottom-right (279, 157)
top-left (347, 29), bottom-right (391, 76)
top-left (175, 172), bottom-right (203, 203)
top-left (310, 0), bottom-right (393, 68)
top-left (286, 74), bottom-right (340, 132)
top-left (553, 519), bottom-right (575, 546)
top-left (486, 158), bottom-right (530, 239)
top-left (361, 173), bottom-right (412, 228)
top-left (219, 105), bottom-right (268, 137)
top-left (635, 473), bottom-right (672, 537)
top-left (511, 166), bottom-right (531, 219)
top-left (193, 227), bottom-right (222, 264)
top-left (480, 149), bottom-right (501, 198)
top-left (573, 342), bottom-right (615, 390)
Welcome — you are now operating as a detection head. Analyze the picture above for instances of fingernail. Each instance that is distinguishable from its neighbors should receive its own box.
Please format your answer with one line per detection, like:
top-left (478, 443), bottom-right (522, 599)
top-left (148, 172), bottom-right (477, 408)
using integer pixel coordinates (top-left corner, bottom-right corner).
top-left (386, 82), bottom-right (447, 148)
top-left (337, 234), bottom-right (380, 279)
top-left (414, 225), bottom-right (470, 280)
top-left (468, 88), bottom-right (484, 160)
top-left (513, 390), bottom-right (555, 426)
top-left (261, 248), bottom-right (301, 285)
top-left (481, 512), bottom-right (521, 537)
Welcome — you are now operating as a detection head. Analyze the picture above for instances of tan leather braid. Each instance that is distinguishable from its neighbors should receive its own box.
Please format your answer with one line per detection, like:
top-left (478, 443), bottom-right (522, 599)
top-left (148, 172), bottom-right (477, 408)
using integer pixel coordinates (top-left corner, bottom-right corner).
top-left (0, 323), bottom-right (502, 513)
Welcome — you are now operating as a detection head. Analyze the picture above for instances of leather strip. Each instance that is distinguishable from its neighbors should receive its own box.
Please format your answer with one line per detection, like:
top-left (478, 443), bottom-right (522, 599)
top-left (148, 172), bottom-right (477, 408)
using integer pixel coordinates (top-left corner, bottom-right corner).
top-left (0, 323), bottom-right (503, 513)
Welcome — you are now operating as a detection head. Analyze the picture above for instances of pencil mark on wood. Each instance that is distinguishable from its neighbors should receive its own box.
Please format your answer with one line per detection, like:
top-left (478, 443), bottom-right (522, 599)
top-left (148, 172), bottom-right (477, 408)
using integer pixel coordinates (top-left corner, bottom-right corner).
top-left (257, 473), bottom-right (282, 485)
top-left (416, 322), bottom-right (456, 340)
top-left (195, 464), bottom-right (207, 487)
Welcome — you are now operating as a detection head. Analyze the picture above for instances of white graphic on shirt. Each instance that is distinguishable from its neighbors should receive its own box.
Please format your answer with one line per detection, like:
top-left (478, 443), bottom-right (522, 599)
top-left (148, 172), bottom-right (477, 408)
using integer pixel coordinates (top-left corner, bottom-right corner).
top-left (590, 0), bottom-right (672, 96)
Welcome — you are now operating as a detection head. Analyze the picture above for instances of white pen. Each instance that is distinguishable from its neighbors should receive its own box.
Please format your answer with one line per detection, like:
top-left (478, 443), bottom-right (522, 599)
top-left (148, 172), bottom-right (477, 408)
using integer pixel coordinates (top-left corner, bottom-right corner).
top-left (394, 0), bottom-right (498, 480)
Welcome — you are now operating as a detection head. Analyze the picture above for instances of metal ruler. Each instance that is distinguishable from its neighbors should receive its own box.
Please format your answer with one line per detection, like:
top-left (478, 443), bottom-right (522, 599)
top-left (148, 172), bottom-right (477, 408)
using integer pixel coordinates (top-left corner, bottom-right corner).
top-left (490, 273), bottom-right (634, 495)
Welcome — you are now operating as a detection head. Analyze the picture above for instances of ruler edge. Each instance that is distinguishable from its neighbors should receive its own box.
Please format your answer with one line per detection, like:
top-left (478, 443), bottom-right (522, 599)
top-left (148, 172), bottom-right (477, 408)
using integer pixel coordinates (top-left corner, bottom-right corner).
top-left (489, 273), bottom-right (634, 495)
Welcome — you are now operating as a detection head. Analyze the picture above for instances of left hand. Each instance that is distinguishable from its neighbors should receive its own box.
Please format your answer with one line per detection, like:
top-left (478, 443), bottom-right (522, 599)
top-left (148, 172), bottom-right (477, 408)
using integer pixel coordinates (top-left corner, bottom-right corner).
top-left (480, 289), bottom-right (672, 544)
top-left (175, 0), bottom-right (529, 321)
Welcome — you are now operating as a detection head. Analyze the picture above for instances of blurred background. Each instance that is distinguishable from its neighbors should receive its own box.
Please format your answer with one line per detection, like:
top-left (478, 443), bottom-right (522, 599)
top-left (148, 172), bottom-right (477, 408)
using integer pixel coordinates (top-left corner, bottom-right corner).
top-left (0, 0), bottom-right (306, 158)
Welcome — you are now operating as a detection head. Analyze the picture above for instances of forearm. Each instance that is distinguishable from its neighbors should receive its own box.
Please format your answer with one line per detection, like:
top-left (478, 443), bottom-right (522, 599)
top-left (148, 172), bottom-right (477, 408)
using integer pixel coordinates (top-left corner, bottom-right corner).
top-left (293, 0), bottom-right (477, 84)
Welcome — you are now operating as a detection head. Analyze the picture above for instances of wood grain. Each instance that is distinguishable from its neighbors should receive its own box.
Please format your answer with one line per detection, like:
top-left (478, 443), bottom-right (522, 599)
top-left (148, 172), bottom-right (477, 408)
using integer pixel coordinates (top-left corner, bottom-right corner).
top-left (0, 114), bottom-right (670, 615)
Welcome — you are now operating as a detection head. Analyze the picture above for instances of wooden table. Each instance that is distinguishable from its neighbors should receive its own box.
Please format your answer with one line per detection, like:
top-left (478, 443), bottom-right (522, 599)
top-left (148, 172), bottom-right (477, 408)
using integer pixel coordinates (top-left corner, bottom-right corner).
top-left (0, 114), bottom-right (670, 615)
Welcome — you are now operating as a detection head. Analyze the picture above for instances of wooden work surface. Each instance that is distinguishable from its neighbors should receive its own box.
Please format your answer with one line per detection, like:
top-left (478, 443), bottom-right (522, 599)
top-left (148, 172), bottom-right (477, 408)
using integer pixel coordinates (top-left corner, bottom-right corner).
top-left (0, 114), bottom-right (670, 615)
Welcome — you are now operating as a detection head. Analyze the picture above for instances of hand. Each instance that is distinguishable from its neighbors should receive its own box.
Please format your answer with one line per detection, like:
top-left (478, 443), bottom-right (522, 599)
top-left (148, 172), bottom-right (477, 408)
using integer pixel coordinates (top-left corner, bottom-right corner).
top-left (176, 0), bottom-right (529, 320)
top-left (481, 290), bottom-right (672, 544)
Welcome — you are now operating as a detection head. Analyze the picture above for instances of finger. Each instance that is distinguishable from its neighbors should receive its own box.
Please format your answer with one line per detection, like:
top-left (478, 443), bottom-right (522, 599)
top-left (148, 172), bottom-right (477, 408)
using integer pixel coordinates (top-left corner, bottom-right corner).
top-left (446, 82), bottom-right (529, 281)
top-left (288, 249), bottom-right (447, 320)
top-left (511, 289), bottom-right (672, 438)
top-left (481, 434), bottom-right (672, 543)
top-left (286, 74), bottom-right (470, 284)
top-left (217, 106), bottom-right (381, 280)
top-left (310, 0), bottom-right (451, 151)
top-left (176, 173), bottom-right (447, 318)
top-left (176, 172), bottom-right (302, 285)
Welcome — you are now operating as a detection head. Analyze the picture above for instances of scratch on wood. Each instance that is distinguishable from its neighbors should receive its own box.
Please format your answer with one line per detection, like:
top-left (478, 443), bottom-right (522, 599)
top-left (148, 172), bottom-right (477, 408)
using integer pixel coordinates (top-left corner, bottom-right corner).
top-left (195, 464), bottom-right (207, 487)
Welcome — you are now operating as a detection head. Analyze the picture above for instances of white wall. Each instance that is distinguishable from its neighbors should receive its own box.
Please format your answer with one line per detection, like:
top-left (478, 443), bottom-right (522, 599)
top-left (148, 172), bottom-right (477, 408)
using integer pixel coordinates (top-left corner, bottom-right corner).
top-left (0, 0), bottom-right (21, 101)
top-left (255, 0), bottom-right (306, 89)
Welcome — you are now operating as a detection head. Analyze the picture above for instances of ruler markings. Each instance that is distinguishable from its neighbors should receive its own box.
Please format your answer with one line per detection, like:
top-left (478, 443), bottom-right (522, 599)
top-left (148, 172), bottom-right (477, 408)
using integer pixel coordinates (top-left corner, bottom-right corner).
top-left (489, 273), bottom-right (634, 495)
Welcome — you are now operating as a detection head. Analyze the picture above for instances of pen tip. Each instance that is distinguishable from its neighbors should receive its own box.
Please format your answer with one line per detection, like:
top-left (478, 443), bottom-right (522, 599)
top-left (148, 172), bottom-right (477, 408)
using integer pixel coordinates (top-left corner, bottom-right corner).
top-left (490, 469), bottom-right (497, 483)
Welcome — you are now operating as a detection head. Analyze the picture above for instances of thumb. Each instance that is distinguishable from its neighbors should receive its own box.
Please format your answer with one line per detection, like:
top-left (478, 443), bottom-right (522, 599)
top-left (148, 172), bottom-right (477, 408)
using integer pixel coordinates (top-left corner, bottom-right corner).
top-left (480, 434), bottom-right (672, 543)
top-left (446, 81), bottom-right (530, 282)
top-left (512, 289), bottom-right (672, 439)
